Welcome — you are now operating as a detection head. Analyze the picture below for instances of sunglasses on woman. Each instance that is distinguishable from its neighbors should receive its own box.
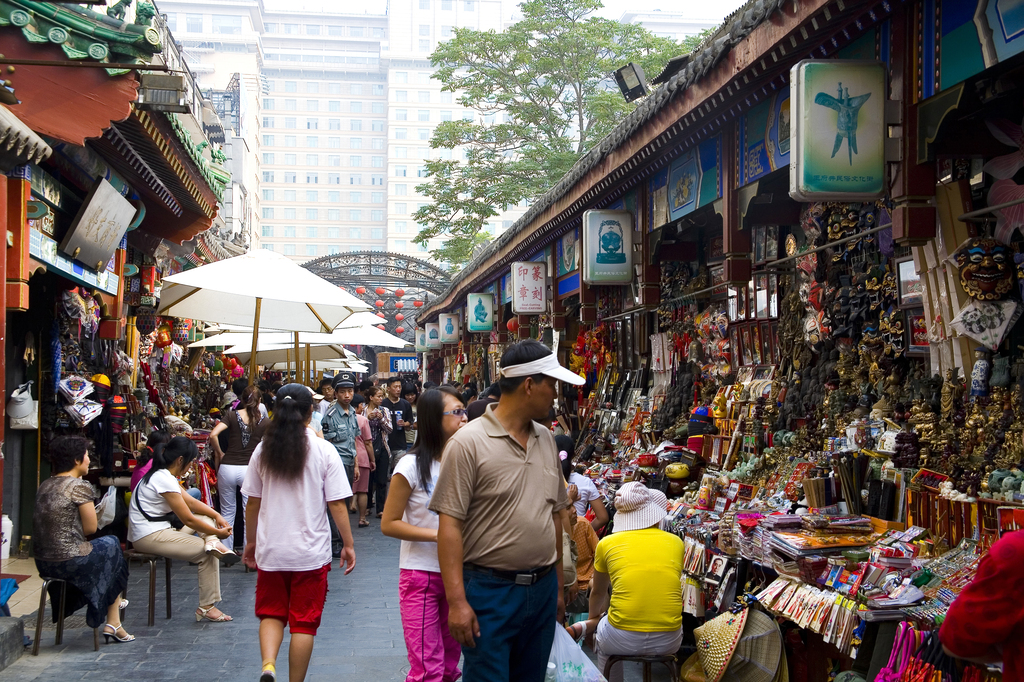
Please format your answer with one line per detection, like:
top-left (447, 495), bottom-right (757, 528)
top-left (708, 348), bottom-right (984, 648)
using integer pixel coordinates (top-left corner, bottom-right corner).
top-left (443, 408), bottom-right (468, 417)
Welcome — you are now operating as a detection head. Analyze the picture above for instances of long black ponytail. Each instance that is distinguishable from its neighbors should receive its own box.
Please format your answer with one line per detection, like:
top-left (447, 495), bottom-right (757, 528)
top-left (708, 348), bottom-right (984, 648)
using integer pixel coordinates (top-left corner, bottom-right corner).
top-left (260, 383), bottom-right (312, 481)
top-left (142, 435), bottom-right (198, 486)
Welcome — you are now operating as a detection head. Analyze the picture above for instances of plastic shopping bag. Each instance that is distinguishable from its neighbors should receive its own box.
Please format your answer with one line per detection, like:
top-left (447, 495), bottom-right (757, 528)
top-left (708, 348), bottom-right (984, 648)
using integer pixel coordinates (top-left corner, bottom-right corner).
top-left (95, 486), bottom-right (117, 530)
top-left (546, 624), bottom-right (606, 682)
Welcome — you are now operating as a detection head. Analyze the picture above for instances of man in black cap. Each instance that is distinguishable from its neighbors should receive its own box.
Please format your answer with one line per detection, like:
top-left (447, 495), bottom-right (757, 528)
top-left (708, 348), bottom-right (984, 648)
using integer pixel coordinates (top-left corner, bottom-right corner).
top-left (321, 372), bottom-right (365, 556)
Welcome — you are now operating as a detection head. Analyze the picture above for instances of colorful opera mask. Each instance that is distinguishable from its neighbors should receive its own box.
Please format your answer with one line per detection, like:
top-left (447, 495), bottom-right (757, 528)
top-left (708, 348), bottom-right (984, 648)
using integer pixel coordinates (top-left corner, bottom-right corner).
top-left (955, 238), bottom-right (1014, 301)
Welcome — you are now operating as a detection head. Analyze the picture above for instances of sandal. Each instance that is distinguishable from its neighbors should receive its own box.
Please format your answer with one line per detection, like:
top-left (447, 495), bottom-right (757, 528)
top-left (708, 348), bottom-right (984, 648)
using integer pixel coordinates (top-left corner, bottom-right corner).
top-left (565, 621), bottom-right (588, 642)
top-left (102, 622), bottom-right (135, 643)
top-left (358, 519), bottom-right (370, 527)
top-left (204, 537), bottom-right (241, 566)
top-left (119, 598), bottom-right (129, 610)
top-left (195, 605), bottom-right (233, 622)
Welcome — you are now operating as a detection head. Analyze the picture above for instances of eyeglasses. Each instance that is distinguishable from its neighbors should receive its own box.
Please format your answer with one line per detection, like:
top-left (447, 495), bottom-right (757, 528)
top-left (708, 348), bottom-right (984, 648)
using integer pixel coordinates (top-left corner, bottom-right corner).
top-left (443, 408), bottom-right (468, 417)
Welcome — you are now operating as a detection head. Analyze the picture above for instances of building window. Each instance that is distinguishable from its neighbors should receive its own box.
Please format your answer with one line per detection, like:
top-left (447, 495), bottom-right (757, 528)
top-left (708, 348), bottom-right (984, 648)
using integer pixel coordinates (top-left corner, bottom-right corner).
top-left (395, 128), bottom-right (407, 140)
top-left (306, 244), bottom-right (318, 256)
top-left (263, 116), bottom-right (274, 128)
top-left (306, 24), bottom-right (320, 35)
top-left (329, 101), bottom-right (341, 112)
top-left (328, 227), bottom-right (340, 238)
top-left (350, 155), bottom-right (362, 167)
top-left (417, 166), bottom-right (428, 177)
top-left (395, 221), bottom-right (407, 232)
top-left (305, 208), bottom-right (317, 220)
top-left (306, 172), bottom-right (318, 184)
top-left (283, 226), bottom-right (296, 237)
top-left (328, 191), bottom-right (341, 202)
top-left (350, 174), bottom-right (362, 185)
top-left (371, 175), bottom-right (384, 185)
top-left (350, 192), bottom-right (362, 203)
top-left (283, 244), bottom-right (296, 255)
top-left (285, 117), bottom-right (297, 128)
top-left (372, 27), bottom-right (384, 38)
top-left (373, 84), bottom-right (385, 96)
top-left (284, 153), bottom-right (297, 165)
top-left (186, 14), bottom-right (203, 32)
top-left (395, 72), bottom-right (408, 84)
top-left (284, 172), bottom-right (297, 183)
top-left (442, 0), bottom-right (452, 9)
top-left (284, 190), bottom-right (296, 201)
top-left (284, 135), bottom-right (296, 147)
top-left (306, 83), bottom-right (319, 95)
top-left (350, 26), bottom-right (364, 37)
top-left (351, 120), bottom-right (363, 131)
top-left (307, 119), bottom-right (318, 130)
top-left (285, 81), bottom-right (297, 93)
top-left (371, 101), bottom-right (385, 114)
top-left (441, 25), bottom-right (452, 37)
top-left (396, 91), bottom-right (408, 103)
top-left (371, 192), bottom-right (384, 203)
top-left (328, 82), bottom-right (342, 94)
top-left (419, 40), bottom-right (430, 51)
top-left (328, 209), bottom-right (341, 221)
top-left (395, 239), bottom-right (407, 250)
top-left (262, 207), bottom-right (274, 219)
top-left (262, 225), bottom-right (274, 237)
top-left (418, 129), bottom-right (429, 140)
top-left (350, 210), bottom-right (363, 221)
top-left (372, 120), bottom-right (385, 132)
top-left (350, 102), bottom-right (363, 114)
top-left (263, 243), bottom-right (275, 251)
top-left (372, 156), bottom-right (384, 167)
top-left (440, 92), bottom-right (453, 104)
top-left (283, 24), bottom-right (298, 34)
top-left (419, 25), bottom-right (430, 36)
top-left (328, 245), bottom-right (341, 254)
top-left (262, 134), bottom-right (275, 146)
top-left (328, 173), bottom-right (341, 184)
top-left (418, 91), bottom-right (430, 103)
top-left (371, 138), bottom-right (385, 150)
top-left (329, 119), bottom-right (341, 130)
top-left (329, 155), bottom-right (341, 166)
top-left (465, 0), bottom-right (475, 9)
top-left (395, 202), bottom-right (407, 213)
top-left (351, 228), bottom-right (362, 239)
top-left (395, 165), bottom-right (407, 177)
top-left (395, 109), bottom-right (408, 122)
top-left (307, 136), bottom-right (318, 148)
top-left (264, 22), bottom-right (276, 32)
top-left (263, 98), bottom-right (275, 110)
top-left (262, 171), bottom-right (275, 182)
top-left (418, 242), bottom-right (428, 252)
top-left (262, 152), bottom-right (275, 164)
top-left (350, 138), bottom-right (363, 149)
top-left (371, 210), bottom-right (384, 221)
top-left (328, 137), bottom-right (341, 148)
top-left (307, 100), bottom-right (319, 112)
top-left (306, 190), bottom-right (319, 202)
top-left (304, 154), bottom-right (317, 166)
top-left (395, 184), bottom-right (408, 195)
top-left (284, 208), bottom-right (296, 219)
top-left (262, 189), bottom-right (274, 200)
top-left (418, 110), bottom-right (429, 121)
top-left (419, 0), bottom-right (430, 8)
top-left (285, 99), bottom-right (297, 110)
top-left (306, 226), bottom-right (318, 238)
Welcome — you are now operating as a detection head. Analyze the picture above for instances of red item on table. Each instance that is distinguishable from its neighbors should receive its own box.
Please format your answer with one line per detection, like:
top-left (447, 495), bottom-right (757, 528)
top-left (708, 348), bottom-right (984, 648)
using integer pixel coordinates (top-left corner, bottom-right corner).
top-left (939, 529), bottom-right (1024, 681)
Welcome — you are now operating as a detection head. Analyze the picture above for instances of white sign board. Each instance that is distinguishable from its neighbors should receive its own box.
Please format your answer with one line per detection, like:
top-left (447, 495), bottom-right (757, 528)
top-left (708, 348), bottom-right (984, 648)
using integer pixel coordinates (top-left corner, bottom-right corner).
top-left (511, 261), bottom-right (547, 314)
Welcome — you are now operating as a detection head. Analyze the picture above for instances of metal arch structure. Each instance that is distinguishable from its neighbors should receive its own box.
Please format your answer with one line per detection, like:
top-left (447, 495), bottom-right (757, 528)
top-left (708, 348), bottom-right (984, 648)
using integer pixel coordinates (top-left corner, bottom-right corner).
top-left (301, 251), bottom-right (452, 347)
top-left (302, 251), bottom-right (452, 295)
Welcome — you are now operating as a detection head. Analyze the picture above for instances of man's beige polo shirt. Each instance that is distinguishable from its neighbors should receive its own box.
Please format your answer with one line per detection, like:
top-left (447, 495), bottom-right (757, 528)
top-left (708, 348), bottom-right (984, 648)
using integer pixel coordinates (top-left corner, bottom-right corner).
top-left (429, 402), bottom-right (571, 572)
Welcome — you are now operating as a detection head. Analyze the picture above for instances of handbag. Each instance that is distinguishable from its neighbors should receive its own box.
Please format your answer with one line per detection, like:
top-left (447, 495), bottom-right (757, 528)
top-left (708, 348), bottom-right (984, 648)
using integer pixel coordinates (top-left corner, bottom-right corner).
top-left (875, 622), bottom-right (913, 682)
top-left (7, 381), bottom-right (37, 430)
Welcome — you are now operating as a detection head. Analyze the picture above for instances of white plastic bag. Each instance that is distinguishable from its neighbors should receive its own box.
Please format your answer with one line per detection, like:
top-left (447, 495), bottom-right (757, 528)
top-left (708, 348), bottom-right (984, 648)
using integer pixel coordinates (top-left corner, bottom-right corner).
top-left (94, 486), bottom-right (117, 530)
top-left (547, 624), bottom-right (606, 682)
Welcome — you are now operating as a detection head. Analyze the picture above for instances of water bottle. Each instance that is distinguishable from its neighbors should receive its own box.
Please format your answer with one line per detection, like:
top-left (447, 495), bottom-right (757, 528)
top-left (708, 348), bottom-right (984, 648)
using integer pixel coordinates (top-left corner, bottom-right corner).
top-left (544, 661), bottom-right (558, 682)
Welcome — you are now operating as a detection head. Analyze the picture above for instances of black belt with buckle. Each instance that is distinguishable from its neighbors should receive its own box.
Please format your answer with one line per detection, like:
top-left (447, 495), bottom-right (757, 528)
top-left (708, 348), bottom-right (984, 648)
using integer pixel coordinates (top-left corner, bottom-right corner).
top-left (464, 562), bottom-right (556, 585)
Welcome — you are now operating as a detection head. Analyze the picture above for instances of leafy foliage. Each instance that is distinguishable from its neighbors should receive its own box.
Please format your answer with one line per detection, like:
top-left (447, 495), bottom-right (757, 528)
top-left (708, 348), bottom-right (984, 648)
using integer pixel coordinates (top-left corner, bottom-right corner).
top-left (413, 0), bottom-right (713, 266)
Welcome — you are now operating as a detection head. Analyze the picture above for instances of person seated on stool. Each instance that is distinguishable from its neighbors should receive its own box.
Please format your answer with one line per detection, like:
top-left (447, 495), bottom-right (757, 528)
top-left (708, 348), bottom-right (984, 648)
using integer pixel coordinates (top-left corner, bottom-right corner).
top-left (128, 436), bottom-right (237, 623)
top-left (33, 435), bottom-right (133, 643)
top-left (565, 482), bottom-right (683, 682)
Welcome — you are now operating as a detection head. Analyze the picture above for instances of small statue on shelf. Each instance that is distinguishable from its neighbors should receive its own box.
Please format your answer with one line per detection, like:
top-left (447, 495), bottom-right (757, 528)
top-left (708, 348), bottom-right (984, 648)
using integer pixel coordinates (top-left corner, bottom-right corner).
top-left (971, 348), bottom-right (992, 400)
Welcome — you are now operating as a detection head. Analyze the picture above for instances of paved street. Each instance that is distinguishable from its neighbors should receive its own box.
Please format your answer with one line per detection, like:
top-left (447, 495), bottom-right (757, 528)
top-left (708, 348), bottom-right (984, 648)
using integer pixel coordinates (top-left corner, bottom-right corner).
top-left (5, 516), bottom-right (668, 682)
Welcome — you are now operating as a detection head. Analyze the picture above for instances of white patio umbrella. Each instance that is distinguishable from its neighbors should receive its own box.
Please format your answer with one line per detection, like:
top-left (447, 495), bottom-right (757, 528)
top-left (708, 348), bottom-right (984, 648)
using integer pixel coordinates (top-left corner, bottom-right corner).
top-left (188, 326), bottom-right (409, 351)
top-left (158, 249), bottom-right (371, 379)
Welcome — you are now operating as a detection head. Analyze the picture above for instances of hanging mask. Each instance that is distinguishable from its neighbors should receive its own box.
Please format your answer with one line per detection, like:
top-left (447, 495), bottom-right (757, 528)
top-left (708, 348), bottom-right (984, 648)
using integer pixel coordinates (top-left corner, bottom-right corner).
top-left (954, 238), bottom-right (1014, 300)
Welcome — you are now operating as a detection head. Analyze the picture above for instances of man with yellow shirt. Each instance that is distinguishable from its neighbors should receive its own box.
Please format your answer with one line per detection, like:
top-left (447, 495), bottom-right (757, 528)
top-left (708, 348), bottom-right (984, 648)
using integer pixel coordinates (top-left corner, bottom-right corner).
top-left (567, 482), bottom-right (683, 682)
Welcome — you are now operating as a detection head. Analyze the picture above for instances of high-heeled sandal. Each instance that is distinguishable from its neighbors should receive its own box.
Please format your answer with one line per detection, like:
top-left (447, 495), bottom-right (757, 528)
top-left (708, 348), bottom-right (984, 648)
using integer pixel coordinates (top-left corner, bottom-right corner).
top-left (119, 598), bottom-right (129, 610)
top-left (195, 605), bottom-right (233, 622)
top-left (565, 621), bottom-right (588, 643)
top-left (102, 623), bottom-right (135, 643)
top-left (204, 537), bottom-right (241, 566)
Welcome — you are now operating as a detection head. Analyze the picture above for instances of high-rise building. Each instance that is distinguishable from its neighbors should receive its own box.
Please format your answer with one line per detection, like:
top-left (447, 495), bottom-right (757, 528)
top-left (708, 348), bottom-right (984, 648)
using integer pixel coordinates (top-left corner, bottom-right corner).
top-left (618, 9), bottom-right (719, 43)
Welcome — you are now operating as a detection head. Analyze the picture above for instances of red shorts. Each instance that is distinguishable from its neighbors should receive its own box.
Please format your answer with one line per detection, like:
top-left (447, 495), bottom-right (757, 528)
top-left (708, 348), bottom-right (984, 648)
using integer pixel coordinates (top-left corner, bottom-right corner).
top-left (255, 564), bottom-right (331, 635)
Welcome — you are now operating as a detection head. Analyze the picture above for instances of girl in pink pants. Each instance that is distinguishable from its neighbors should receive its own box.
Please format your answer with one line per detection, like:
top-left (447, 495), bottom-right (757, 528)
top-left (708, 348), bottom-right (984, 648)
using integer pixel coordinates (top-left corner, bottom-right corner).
top-left (382, 388), bottom-right (468, 682)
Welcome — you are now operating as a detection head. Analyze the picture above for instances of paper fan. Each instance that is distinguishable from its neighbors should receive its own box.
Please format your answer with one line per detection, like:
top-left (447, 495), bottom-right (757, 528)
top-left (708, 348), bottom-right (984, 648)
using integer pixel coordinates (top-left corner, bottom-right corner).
top-left (950, 299), bottom-right (1023, 350)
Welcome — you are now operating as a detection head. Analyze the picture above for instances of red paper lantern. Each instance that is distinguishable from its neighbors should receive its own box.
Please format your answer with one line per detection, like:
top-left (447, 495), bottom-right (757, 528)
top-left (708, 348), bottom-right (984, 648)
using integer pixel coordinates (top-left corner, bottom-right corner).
top-left (376, 324), bottom-right (385, 330)
top-left (356, 286), bottom-right (366, 295)
top-left (395, 313), bottom-right (405, 321)
top-left (413, 300), bottom-right (423, 308)
top-left (375, 287), bottom-right (386, 295)
top-left (506, 318), bottom-right (520, 333)
top-left (395, 326), bottom-right (405, 334)
top-left (376, 312), bottom-right (386, 318)
top-left (375, 300), bottom-right (384, 307)
top-left (396, 301), bottom-right (404, 309)
top-left (395, 288), bottom-right (405, 297)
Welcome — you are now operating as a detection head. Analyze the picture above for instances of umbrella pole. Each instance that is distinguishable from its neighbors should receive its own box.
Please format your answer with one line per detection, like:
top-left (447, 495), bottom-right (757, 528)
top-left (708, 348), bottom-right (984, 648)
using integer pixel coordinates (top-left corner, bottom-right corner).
top-left (249, 298), bottom-right (262, 385)
top-left (286, 348), bottom-right (290, 379)
top-left (305, 344), bottom-right (311, 387)
top-left (294, 332), bottom-right (301, 385)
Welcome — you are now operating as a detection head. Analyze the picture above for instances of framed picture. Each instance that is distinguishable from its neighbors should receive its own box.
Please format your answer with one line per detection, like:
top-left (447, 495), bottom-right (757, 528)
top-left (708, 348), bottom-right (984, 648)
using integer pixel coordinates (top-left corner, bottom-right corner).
top-left (707, 235), bottom-right (724, 262)
top-left (730, 327), bottom-right (741, 372)
top-left (766, 225), bottom-right (779, 262)
top-left (753, 225), bottom-right (766, 263)
top-left (906, 309), bottom-right (929, 355)
top-left (897, 258), bottom-right (923, 308)
top-left (768, 274), bottom-right (779, 317)
top-left (750, 324), bottom-right (763, 364)
top-left (770, 322), bottom-right (781, 363)
top-left (705, 555), bottom-right (730, 585)
top-left (741, 326), bottom-right (754, 366)
top-left (760, 321), bottom-right (773, 363)
top-left (754, 273), bottom-right (769, 319)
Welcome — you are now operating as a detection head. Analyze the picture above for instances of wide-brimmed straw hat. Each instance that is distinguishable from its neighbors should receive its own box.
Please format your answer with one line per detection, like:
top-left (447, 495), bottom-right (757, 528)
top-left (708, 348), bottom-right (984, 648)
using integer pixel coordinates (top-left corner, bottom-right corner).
top-left (612, 482), bottom-right (668, 533)
top-left (695, 608), bottom-right (782, 682)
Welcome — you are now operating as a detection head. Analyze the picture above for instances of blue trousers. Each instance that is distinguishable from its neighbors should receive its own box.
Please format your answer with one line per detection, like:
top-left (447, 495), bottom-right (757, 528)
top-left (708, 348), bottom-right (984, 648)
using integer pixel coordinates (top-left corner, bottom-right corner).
top-left (460, 566), bottom-right (558, 682)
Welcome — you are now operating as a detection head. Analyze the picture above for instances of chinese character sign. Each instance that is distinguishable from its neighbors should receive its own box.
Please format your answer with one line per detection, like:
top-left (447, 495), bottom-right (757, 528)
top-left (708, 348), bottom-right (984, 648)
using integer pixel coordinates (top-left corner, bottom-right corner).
top-left (582, 210), bottom-right (633, 284)
top-left (425, 322), bottom-right (441, 349)
top-left (511, 261), bottom-right (547, 314)
top-left (415, 328), bottom-right (427, 352)
top-left (467, 293), bottom-right (494, 332)
top-left (790, 60), bottom-right (885, 201)
top-left (439, 313), bottom-right (460, 343)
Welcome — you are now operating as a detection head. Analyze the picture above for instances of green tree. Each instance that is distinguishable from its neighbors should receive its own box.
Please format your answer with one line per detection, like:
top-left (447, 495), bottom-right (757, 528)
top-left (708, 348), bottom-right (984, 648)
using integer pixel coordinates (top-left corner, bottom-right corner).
top-left (413, 0), bottom-right (712, 266)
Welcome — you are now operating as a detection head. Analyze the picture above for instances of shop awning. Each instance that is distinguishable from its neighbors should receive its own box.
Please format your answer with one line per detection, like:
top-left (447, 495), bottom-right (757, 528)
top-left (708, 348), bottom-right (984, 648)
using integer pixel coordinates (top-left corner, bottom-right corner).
top-left (0, 105), bottom-right (51, 172)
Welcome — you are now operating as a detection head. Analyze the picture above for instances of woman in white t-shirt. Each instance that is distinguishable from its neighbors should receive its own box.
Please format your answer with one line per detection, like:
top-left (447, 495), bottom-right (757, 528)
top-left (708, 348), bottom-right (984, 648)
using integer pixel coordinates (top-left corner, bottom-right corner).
top-left (381, 386), bottom-right (467, 682)
top-left (128, 436), bottom-right (236, 623)
top-left (241, 383), bottom-right (355, 682)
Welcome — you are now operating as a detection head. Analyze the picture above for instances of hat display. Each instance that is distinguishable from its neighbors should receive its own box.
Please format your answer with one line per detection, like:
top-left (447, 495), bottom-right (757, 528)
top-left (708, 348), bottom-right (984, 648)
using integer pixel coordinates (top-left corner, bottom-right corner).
top-left (695, 608), bottom-right (782, 682)
top-left (612, 482), bottom-right (669, 533)
top-left (333, 372), bottom-right (355, 389)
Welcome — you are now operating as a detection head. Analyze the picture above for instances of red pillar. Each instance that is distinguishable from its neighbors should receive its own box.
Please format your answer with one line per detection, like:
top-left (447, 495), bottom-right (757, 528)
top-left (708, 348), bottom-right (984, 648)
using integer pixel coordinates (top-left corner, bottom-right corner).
top-left (721, 125), bottom-right (751, 284)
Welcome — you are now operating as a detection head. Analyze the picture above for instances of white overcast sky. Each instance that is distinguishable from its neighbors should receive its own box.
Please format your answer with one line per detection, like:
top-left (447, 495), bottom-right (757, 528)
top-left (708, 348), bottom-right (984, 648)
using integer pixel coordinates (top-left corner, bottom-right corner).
top-left (263, 0), bottom-right (747, 26)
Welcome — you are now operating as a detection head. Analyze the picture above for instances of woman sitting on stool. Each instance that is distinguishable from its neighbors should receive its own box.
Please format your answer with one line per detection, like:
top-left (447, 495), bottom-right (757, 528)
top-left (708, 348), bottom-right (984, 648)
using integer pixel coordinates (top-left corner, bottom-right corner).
top-left (128, 436), bottom-right (237, 623)
top-left (33, 435), bottom-right (133, 643)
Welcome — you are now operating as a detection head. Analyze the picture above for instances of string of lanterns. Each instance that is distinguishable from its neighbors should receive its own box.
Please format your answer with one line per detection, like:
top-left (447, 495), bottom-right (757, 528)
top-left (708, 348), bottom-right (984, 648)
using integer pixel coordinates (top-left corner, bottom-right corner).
top-left (347, 285), bottom-right (423, 335)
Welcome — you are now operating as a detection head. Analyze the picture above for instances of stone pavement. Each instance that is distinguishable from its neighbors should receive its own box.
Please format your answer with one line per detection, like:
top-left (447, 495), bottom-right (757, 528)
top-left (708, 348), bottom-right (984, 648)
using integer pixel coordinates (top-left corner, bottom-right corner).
top-left (4, 515), bottom-right (668, 682)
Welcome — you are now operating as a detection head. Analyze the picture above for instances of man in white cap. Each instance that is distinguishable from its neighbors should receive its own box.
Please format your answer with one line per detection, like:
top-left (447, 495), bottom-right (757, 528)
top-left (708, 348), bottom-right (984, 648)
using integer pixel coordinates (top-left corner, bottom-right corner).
top-left (430, 339), bottom-right (586, 682)
top-left (567, 481), bottom-right (684, 682)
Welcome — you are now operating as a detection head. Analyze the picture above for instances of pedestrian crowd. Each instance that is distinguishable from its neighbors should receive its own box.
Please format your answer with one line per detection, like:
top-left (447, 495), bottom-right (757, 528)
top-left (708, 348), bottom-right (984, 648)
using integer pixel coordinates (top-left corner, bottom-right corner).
top-left (34, 340), bottom-right (695, 682)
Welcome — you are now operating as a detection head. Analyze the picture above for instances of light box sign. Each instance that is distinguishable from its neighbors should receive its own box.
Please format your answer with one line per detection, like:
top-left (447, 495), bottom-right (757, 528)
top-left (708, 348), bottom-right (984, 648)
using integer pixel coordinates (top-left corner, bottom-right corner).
top-left (511, 261), bottom-right (547, 314)
top-left (790, 60), bottom-right (886, 201)
top-left (415, 328), bottom-right (427, 352)
top-left (582, 210), bottom-right (633, 284)
top-left (425, 323), bottom-right (441, 349)
top-left (59, 179), bottom-right (137, 271)
top-left (467, 293), bottom-right (494, 332)
top-left (439, 313), bottom-right (460, 343)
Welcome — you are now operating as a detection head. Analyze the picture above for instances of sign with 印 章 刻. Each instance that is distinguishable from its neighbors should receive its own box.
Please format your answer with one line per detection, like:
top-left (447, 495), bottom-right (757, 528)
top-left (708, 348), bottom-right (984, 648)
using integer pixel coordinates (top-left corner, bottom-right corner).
top-left (789, 60), bottom-right (886, 201)
top-left (466, 293), bottom-right (494, 332)
top-left (439, 313), bottom-right (460, 343)
top-left (582, 210), bottom-right (633, 284)
top-left (511, 262), bottom-right (547, 314)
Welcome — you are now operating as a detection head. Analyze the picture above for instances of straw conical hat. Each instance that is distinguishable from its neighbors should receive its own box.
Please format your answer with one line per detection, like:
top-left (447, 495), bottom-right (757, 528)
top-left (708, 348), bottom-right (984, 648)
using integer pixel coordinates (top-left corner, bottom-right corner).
top-left (694, 609), bottom-right (749, 682)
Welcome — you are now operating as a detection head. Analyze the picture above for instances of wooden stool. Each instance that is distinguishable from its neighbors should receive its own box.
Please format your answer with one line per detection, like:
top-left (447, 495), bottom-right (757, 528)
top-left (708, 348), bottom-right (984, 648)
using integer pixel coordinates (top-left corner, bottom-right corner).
top-left (32, 577), bottom-right (98, 655)
top-left (124, 550), bottom-right (172, 626)
top-left (603, 654), bottom-right (678, 682)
